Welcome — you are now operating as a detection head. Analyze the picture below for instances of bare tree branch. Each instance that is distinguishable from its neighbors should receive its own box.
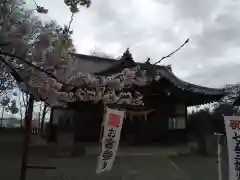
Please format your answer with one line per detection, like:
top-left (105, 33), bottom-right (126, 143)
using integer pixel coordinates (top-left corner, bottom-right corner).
top-left (32, 0), bottom-right (38, 7)
top-left (66, 12), bottom-right (74, 36)
top-left (154, 38), bottom-right (189, 65)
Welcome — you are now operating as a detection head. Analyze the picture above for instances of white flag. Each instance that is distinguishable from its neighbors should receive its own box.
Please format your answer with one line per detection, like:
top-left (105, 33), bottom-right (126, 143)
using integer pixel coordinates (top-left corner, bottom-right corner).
top-left (96, 107), bottom-right (125, 174)
top-left (224, 116), bottom-right (240, 180)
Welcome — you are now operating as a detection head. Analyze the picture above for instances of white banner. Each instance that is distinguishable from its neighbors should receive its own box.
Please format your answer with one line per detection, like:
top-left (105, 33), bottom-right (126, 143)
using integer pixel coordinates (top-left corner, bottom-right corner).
top-left (96, 107), bottom-right (125, 174)
top-left (224, 116), bottom-right (240, 180)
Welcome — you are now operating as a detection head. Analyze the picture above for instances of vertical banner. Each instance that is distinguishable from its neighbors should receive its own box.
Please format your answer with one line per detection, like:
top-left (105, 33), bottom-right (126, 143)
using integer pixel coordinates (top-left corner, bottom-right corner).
top-left (224, 116), bottom-right (240, 180)
top-left (96, 107), bottom-right (125, 174)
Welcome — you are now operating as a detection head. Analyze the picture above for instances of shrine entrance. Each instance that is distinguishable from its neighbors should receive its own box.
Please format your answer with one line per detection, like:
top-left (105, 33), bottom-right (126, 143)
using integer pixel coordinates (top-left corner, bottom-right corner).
top-left (50, 103), bottom-right (188, 146)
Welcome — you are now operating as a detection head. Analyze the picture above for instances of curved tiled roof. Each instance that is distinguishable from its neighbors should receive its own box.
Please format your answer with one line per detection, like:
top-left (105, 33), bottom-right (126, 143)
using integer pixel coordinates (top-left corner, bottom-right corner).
top-left (72, 53), bottom-right (226, 96)
top-left (156, 66), bottom-right (226, 96)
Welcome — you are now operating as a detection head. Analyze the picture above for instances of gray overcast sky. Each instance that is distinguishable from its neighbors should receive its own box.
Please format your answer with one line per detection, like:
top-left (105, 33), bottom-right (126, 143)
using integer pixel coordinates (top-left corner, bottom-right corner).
top-left (26, 0), bottom-right (240, 88)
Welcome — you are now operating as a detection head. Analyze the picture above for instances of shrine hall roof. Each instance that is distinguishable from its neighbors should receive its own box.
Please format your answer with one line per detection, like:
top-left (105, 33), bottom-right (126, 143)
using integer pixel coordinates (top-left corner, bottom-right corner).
top-left (72, 53), bottom-right (226, 97)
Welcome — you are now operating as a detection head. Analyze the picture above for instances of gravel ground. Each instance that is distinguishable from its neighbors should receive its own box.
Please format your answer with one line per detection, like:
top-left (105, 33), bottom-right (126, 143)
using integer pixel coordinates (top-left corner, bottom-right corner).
top-left (0, 134), bottom-right (227, 180)
top-left (1, 153), bottom-right (227, 180)
top-left (0, 154), bottom-right (186, 180)
top-left (169, 154), bottom-right (230, 180)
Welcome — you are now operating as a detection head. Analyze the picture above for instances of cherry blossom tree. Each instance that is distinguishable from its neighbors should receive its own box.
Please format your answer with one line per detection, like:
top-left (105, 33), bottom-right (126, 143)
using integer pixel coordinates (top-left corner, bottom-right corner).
top-left (0, 0), bottom-right (24, 114)
top-left (0, 0), bottom-right (48, 126)
top-left (0, 0), bottom-right (151, 111)
top-left (0, 1), bottom-right (193, 134)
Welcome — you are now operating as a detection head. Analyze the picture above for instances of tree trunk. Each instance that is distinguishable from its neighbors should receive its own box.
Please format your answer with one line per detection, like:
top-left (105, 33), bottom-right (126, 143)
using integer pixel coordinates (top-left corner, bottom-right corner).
top-left (19, 95), bottom-right (34, 180)
top-left (40, 103), bottom-right (47, 133)
top-left (19, 93), bottom-right (23, 127)
top-left (1, 106), bottom-right (4, 126)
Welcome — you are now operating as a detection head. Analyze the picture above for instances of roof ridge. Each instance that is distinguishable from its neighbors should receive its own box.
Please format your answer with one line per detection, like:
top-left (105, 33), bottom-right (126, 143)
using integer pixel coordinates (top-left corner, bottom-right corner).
top-left (72, 53), bottom-right (170, 67)
top-left (71, 53), bottom-right (118, 62)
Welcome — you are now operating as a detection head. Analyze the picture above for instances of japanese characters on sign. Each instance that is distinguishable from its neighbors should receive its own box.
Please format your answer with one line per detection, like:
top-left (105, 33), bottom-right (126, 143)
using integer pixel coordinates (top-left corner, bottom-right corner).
top-left (96, 107), bottom-right (125, 174)
top-left (101, 128), bottom-right (116, 169)
top-left (224, 116), bottom-right (240, 180)
top-left (233, 132), bottom-right (240, 180)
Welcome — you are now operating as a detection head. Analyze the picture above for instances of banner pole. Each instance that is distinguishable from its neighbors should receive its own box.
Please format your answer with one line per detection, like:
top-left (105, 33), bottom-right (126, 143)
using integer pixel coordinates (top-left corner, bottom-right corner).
top-left (214, 132), bottom-right (224, 180)
top-left (99, 106), bottom-right (106, 153)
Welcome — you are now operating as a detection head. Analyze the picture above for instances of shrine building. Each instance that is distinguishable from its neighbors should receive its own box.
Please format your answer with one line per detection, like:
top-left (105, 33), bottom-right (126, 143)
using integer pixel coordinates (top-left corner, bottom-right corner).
top-left (49, 50), bottom-right (227, 145)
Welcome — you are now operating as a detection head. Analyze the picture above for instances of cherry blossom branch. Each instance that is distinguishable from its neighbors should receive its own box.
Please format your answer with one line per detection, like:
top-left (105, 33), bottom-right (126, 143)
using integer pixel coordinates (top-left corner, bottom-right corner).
top-left (0, 51), bottom-right (140, 90)
top-left (0, 51), bottom-right (62, 83)
top-left (154, 38), bottom-right (189, 65)
top-left (0, 56), bottom-right (23, 83)
top-left (0, 51), bottom-right (101, 97)
top-left (0, 51), bottom-right (97, 90)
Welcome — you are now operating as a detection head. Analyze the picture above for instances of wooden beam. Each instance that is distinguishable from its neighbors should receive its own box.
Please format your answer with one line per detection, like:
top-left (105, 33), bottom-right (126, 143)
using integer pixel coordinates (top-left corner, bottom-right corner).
top-left (27, 165), bottom-right (56, 169)
top-left (126, 109), bottom-right (156, 116)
